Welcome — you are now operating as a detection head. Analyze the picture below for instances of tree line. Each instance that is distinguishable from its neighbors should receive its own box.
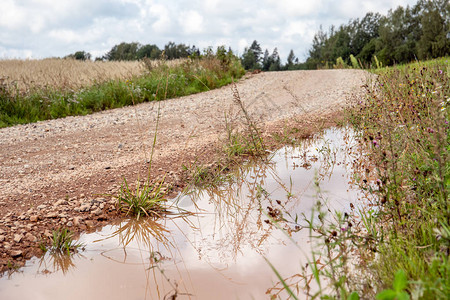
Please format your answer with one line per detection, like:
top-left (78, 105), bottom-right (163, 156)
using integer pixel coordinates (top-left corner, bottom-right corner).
top-left (66, 0), bottom-right (449, 70)
top-left (240, 40), bottom-right (305, 71)
top-left (65, 41), bottom-right (201, 61)
top-left (306, 0), bottom-right (449, 69)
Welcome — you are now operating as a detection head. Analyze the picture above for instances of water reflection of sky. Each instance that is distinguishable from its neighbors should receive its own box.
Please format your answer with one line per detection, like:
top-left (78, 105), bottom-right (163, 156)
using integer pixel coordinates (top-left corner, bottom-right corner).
top-left (0, 127), bottom-right (363, 300)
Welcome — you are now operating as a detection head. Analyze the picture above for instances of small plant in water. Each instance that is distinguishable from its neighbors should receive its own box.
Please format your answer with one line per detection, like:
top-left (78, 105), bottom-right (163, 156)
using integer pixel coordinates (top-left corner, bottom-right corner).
top-left (47, 228), bottom-right (83, 255)
top-left (117, 178), bottom-right (168, 219)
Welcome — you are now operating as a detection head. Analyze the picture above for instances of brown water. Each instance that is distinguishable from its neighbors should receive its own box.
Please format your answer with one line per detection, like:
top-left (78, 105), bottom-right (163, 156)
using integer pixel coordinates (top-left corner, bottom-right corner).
top-left (0, 127), bottom-right (362, 300)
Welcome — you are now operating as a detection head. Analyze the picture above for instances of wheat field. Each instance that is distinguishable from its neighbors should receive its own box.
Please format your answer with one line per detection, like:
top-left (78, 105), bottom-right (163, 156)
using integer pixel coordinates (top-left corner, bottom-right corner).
top-left (0, 58), bottom-right (146, 94)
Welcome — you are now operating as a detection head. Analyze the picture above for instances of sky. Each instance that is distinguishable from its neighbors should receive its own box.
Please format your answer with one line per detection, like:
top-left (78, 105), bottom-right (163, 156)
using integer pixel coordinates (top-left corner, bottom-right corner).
top-left (0, 0), bottom-right (419, 62)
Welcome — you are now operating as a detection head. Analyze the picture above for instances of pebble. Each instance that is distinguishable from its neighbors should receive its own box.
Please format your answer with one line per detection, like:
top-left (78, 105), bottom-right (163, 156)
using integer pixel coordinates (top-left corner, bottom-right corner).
top-left (54, 199), bottom-right (68, 206)
top-left (91, 208), bottom-right (102, 216)
top-left (0, 235), bottom-right (5, 242)
top-left (10, 250), bottom-right (23, 258)
top-left (73, 217), bottom-right (81, 226)
top-left (85, 220), bottom-right (94, 227)
top-left (25, 233), bottom-right (37, 242)
top-left (37, 205), bottom-right (47, 210)
top-left (13, 234), bottom-right (23, 243)
top-left (30, 215), bottom-right (39, 222)
top-left (79, 204), bottom-right (91, 212)
top-left (45, 212), bottom-right (58, 218)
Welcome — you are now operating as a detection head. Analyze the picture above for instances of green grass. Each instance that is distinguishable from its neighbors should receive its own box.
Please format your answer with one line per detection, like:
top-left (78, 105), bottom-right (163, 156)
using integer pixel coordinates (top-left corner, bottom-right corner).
top-left (116, 178), bottom-right (168, 219)
top-left (41, 228), bottom-right (83, 255)
top-left (0, 56), bottom-right (245, 128)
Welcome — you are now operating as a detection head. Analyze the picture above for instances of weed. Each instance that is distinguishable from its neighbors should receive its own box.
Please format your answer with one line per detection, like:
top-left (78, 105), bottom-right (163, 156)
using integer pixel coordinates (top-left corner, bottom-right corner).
top-left (182, 161), bottom-right (232, 188)
top-left (116, 178), bottom-right (168, 219)
top-left (48, 228), bottom-right (83, 255)
top-left (350, 55), bottom-right (360, 69)
top-left (376, 270), bottom-right (410, 300)
top-left (222, 82), bottom-right (266, 157)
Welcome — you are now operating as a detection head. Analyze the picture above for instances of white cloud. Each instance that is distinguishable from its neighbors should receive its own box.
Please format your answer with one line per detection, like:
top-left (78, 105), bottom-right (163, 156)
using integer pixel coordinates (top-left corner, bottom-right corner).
top-left (0, 0), bottom-right (420, 60)
top-left (0, 0), bottom-right (27, 30)
top-left (266, 0), bottom-right (324, 17)
top-left (180, 10), bottom-right (204, 35)
top-left (149, 4), bottom-right (172, 34)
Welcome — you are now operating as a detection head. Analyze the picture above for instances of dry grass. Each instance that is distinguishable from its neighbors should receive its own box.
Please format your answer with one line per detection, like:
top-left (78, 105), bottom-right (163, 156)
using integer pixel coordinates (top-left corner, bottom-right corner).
top-left (0, 58), bottom-right (147, 94)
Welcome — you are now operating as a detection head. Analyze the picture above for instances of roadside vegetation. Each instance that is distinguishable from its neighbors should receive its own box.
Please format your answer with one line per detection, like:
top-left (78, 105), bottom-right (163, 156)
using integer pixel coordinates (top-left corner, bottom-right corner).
top-left (0, 48), bottom-right (244, 128)
top-left (351, 57), bottom-right (449, 298)
top-left (269, 57), bottom-right (449, 299)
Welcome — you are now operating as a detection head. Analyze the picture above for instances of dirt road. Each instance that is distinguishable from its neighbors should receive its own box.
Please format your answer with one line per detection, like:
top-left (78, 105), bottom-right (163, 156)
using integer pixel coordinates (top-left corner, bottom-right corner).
top-left (0, 69), bottom-right (368, 269)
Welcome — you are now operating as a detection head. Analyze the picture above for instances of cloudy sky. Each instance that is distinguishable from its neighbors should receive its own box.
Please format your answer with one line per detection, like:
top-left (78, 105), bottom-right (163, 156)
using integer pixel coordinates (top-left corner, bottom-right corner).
top-left (1, 0), bottom-right (418, 62)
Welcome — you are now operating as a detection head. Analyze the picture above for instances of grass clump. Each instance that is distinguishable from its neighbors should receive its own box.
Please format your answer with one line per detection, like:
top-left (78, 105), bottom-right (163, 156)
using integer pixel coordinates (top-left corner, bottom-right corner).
top-left (116, 178), bottom-right (168, 219)
top-left (41, 228), bottom-right (83, 255)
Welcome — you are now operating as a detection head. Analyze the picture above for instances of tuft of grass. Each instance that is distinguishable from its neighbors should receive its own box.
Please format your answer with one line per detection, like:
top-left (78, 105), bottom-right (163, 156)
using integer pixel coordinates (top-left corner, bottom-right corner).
top-left (350, 54), bottom-right (359, 69)
top-left (116, 178), bottom-right (168, 219)
top-left (46, 228), bottom-right (83, 255)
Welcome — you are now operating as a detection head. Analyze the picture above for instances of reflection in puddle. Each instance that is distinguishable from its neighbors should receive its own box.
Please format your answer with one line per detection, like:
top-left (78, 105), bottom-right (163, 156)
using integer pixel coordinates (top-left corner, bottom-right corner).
top-left (0, 127), bottom-right (362, 299)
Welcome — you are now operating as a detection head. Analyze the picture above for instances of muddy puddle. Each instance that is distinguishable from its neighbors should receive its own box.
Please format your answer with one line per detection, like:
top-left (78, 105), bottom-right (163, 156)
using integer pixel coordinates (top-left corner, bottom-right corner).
top-left (0, 127), bottom-right (363, 299)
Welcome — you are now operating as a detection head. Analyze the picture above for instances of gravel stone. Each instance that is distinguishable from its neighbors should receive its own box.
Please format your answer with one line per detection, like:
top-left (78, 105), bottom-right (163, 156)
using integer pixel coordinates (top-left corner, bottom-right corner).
top-left (25, 233), bottom-right (37, 242)
top-left (79, 204), bottom-right (91, 212)
top-left (13, 234), bottom-right (23, 243)
top-left (10, 250), bottom-right (23, 258)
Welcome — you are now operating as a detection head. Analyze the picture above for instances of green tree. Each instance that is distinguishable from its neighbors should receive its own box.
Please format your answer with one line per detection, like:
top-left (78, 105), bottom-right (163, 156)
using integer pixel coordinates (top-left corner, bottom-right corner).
top-left (352, 12), bottom-right (382, 65)
top-left (262, 49), bottom-right (270, 71)
top-left (136, 44), bottom-right (161, 59)
top-left (241, 47), bottom-right (258, 70)
top-left (306, 26), bottom-right (327, 69)
top-left (163, 42), bottom-right (190, 59)
top-left (65, 51), bottom-right (91, 61)
top-left (286, 49), bottom-right (296, 70)
top-left (105, 42), bottom-right (140, 61)
top-left (249, 40), bottom-right (263, 65)
top-left (241, 40), bottom-right (263, 70)
top-left (268, 48), bottom-right (281, 71)
top-left (375, 6), bottom-right (416, 65)
top-left (417, 7), bottom-right (450, 59)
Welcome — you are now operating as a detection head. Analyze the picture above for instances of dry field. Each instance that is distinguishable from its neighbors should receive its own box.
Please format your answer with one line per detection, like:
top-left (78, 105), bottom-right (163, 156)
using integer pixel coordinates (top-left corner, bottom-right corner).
top-left (0, 58), bottom-right (181, 94)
